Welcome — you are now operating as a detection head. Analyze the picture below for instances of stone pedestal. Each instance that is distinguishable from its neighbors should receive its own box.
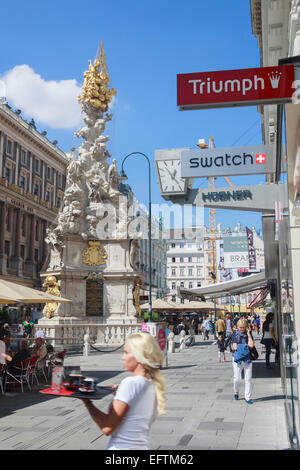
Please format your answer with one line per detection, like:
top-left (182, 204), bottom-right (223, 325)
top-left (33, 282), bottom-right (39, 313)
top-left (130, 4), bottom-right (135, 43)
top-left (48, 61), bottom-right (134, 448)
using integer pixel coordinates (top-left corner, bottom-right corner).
top-left (39, 235), bottom-right (143, 326)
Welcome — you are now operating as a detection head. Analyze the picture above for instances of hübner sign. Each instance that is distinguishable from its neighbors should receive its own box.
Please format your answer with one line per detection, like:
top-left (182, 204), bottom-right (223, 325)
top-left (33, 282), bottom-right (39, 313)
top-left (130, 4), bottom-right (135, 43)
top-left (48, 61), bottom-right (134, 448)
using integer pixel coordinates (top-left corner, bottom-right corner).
top-left (181, 145), bottom-right (280, 178)
top-left (177, 65), bottom-right (295, 110)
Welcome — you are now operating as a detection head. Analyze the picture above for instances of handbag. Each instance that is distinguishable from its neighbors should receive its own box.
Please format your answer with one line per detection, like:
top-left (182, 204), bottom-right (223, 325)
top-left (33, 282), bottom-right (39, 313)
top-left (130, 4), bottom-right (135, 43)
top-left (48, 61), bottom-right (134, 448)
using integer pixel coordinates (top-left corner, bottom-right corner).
top-left (249, 346), bottom-right (259, 361)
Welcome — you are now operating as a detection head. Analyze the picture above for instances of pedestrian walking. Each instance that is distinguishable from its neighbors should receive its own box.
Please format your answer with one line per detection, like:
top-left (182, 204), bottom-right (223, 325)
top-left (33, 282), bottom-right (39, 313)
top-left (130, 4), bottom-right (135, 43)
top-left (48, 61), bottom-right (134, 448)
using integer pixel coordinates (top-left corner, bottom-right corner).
top-left (215, 316), bottom-right (226, 339)
top-left (191, 314), bottom-right (199, 335)
top-left (79, 332), bottom-right (166, 450)
top-left (261, 309), bottom-right (279, 369)
top-left (217, 333), bottom-right (226, 362)
top-left (255, 316), bottom-right (260, 334)
top-left (224, 314), bottom-right (233, 352)
top-left (232, 318), bottom-right (254, 404)
top-left (202, 316), bottom-right (210, 340)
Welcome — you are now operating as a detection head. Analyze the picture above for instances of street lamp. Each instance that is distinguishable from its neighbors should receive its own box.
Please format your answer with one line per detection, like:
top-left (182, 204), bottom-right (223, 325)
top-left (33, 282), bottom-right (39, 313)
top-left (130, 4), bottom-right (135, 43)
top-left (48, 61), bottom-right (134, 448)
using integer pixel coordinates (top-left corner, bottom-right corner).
top-left (120, 152), bottom-right (153, 323)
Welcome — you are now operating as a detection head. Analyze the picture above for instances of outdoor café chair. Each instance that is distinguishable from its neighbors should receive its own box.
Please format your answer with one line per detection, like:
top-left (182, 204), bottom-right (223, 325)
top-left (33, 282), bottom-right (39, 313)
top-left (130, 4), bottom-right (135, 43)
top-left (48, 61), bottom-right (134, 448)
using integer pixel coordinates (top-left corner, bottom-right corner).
top-left (5, 358), bottom-right (31, 392)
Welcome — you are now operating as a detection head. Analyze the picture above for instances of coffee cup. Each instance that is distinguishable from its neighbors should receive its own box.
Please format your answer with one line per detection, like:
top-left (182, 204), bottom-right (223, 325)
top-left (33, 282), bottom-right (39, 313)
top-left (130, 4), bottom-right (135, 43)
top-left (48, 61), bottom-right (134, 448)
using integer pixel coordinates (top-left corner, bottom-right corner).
top-left (69, 371), bottom-right (84, 388)
top-left (82, 377), bottom-right (96, 391)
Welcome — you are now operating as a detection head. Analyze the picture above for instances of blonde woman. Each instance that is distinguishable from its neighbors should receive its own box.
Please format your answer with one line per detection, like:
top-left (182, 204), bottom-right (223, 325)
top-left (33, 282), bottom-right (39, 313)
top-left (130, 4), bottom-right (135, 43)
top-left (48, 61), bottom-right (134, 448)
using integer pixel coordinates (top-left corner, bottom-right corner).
top-left (232, 318), bottom-right (254, 404)
top-left (80, 332), bottom-right (166, 450)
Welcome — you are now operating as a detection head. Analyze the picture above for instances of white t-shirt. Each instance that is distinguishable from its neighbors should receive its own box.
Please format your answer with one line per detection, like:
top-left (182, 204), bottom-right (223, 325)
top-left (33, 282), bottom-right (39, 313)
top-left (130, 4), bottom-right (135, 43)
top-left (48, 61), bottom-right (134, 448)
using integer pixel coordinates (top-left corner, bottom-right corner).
top-left (264, 321), bottom-right (274, 339)
top-left (107, 375), bottom-right (157, 450)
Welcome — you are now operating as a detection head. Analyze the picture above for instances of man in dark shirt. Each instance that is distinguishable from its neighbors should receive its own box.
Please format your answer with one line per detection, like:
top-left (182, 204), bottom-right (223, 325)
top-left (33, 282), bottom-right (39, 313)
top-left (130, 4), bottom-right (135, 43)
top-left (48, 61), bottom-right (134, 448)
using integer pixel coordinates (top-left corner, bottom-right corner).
top-left (6, 339), bottom-right (31, 375)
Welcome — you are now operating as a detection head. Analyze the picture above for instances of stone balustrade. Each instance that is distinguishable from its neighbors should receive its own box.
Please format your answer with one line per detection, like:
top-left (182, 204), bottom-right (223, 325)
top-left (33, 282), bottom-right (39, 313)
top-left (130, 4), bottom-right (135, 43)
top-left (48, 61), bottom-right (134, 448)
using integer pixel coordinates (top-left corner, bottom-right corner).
top-left (33, 323), bottom-right (142, 348)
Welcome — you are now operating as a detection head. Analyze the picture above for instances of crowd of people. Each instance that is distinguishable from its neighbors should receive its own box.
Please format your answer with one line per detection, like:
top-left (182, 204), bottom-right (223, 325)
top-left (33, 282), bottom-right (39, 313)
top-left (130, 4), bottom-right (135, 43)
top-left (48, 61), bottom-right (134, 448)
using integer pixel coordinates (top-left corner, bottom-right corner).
top-left (0, 305), bottom-right (280, 450)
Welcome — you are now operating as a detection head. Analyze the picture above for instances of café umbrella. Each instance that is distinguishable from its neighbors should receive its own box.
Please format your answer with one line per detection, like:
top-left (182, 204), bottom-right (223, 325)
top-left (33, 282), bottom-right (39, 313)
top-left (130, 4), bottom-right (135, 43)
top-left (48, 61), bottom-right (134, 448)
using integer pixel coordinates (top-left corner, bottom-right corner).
top-left (0, 278), bottom-right (72, 304)
top-left (140, 298), bottom-right (178, 310)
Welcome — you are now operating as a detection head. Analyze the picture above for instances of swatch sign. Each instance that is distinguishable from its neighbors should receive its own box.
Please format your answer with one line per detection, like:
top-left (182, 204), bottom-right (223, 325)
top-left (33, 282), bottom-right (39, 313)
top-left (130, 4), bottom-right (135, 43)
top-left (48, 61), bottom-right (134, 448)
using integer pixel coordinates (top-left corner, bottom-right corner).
top-left (181, 145), bottom-right (278, 178)
top-left (177, 65), bottom-right (295, 110)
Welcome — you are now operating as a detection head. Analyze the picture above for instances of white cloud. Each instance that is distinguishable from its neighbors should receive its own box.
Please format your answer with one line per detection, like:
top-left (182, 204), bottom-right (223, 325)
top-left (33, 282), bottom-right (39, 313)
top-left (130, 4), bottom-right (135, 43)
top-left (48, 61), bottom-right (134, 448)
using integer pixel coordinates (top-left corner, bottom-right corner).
top-left (0, 65), bottom-right (82, 129)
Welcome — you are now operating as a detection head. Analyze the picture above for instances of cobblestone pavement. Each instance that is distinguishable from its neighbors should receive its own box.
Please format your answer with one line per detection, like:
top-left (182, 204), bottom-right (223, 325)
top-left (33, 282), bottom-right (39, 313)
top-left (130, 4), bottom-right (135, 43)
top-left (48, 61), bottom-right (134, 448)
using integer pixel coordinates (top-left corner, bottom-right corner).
top-left (0, 334), bottom-right (289, 450)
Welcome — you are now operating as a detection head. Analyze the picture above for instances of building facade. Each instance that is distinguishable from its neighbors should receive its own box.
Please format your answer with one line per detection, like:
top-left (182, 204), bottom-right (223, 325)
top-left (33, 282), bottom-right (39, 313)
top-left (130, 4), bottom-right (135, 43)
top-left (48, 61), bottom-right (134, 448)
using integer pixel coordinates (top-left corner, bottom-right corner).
top-left (165, 228), bottom-right (205, 303)
top-left (0, 100), bottom-right (68, 287)
top-left (167, 224), bottom-right (265, 308)
top-left (134, 206), bottom-right (167, 302)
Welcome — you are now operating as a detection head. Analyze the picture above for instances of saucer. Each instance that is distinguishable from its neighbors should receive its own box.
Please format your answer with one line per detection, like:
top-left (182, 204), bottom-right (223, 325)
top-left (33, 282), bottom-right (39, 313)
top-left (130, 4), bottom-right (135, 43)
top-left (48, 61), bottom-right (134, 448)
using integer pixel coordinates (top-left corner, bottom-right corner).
top-left (78, 387), bottom-right (95, 393)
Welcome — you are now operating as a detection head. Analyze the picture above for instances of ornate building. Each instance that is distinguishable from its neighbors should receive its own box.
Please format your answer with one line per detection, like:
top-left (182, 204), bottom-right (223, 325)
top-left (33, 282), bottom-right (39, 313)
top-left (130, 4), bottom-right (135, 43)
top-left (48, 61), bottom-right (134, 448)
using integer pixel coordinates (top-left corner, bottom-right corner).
top-left (0, 99), bottom-right (68, 287)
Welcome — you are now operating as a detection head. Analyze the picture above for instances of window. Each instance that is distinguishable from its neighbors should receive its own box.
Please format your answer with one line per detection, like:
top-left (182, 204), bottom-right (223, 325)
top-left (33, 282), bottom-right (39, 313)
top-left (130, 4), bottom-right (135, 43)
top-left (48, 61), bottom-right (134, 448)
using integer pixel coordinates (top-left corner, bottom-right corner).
top-left (197, 256), bottom-right (201, 262)
top-left (172, 257), bottom-right (176, 263)
top-left (188, 268), bottom-right (193, 276)
top-left (197, 282), bottom-right (201, 288)
top-left (4, 240), bottom-right (10, 256)
top-left (34, 249), bottom-right (39, 262)
top-left (172, 282), bottom-right (176, 290)
top-left (180, 281), bottom-right (184, 287)
top-left (45, 190), bottom-right (50, 202)
top-left (171, 243), bottom-right (175, 248)
top-left (47, 167), bottom-right (51, 179)
top-left (35, 221), bottom-right (39, 241)
top-left (188, 256), bottom-right (192, 262)
top-left (35, 158), bottom-right (39, 172)
top-left (6, 208), bottom-right (11, 232)
top-left (180, 298), bottom-right (184, 304)
top-left (197, 268), bottom-right (202, 276)
top-left (171, 268), bottom-right (176, 276)
top-left (180, 257), bottom-right (184, 263)
top-left (179, 242), bottom-right (184, 248)
top-left (20, 245), bottom-right (25, 259)
top-left (4, 167), bottom-right (10, 182)
top-left (189, 282), bottom-right (193, 289)
top-left (180, 268), bottom-right (184, 276)
top-left (33, 183), bottom-right (39, 196)
top-left (188, 244), bottom-right (193, 248)
top-left (22, 215), bottom-right (26, 236)
top-left (20, 175), bottom-right (25, 188)
top-left (21, 150), bottom-right (26, 164)
top-left (6, 140), bottom-right (12, 155)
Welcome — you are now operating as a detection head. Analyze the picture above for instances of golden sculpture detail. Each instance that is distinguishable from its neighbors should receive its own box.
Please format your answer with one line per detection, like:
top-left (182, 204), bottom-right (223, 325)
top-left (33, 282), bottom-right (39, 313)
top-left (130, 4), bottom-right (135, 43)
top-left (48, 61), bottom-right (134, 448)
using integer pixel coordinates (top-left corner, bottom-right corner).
top-left (133, 279), bottom-right (144, 317)
top-left (82, 241), bottom-right (108, 266)
top-left (42, 275), bottom-right (60, 319)
top-left (78, 42), bottom-right (117, 110)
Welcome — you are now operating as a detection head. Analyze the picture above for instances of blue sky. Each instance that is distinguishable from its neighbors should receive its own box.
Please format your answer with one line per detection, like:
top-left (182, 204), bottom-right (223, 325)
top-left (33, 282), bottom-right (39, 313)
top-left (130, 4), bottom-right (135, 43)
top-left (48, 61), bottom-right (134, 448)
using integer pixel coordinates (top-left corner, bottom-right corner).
top-left (0, 0), bottom-right (266, 232)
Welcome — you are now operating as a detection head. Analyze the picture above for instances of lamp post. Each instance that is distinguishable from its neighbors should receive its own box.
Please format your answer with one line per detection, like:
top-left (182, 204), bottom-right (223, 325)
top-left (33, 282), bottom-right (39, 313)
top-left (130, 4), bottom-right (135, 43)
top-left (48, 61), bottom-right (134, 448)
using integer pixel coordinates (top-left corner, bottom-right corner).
top-left (120, 152), bottom-right (152, 323)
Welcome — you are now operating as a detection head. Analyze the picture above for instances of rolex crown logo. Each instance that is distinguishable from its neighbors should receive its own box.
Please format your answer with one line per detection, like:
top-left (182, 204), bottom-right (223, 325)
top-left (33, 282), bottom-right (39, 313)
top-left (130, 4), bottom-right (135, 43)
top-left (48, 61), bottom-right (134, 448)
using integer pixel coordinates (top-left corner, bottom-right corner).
top-left (268, 71), bottom-right (282, 89)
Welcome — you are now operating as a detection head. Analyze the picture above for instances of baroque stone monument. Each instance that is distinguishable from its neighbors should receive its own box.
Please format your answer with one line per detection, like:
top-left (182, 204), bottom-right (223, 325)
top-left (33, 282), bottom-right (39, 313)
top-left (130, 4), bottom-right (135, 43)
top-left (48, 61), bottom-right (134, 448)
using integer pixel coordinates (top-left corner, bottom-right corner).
top-left (39, 43), bottom-right (144, 328)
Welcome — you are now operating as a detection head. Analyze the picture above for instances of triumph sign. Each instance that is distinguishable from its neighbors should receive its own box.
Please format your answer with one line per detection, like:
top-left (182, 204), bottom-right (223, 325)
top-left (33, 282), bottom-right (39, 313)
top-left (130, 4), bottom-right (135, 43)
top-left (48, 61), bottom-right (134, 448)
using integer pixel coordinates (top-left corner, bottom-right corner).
top-left (181, 145), bottom-right (279, 178)
top-left (177, 65), bottom-right (295, 110)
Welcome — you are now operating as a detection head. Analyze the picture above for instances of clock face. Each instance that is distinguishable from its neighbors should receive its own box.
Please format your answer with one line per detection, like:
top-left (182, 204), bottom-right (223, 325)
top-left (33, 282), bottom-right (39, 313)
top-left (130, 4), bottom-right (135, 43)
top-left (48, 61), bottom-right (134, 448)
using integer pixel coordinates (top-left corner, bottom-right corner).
top-left (156, 159), bottom-right (186, 194)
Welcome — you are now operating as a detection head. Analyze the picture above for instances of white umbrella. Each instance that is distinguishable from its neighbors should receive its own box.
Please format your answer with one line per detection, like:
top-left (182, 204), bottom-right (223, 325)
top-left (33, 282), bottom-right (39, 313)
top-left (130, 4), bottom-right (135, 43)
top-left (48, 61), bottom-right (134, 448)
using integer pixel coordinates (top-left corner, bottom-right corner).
top-left (0, 279), bottom-right (71, 304)
top-left (140, 298), bottom-right (177, 310)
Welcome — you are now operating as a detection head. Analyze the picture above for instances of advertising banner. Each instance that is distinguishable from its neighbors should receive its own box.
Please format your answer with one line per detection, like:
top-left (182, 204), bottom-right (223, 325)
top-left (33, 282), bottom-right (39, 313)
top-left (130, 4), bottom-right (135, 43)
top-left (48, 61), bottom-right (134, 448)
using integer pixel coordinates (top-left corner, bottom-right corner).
top-left (223, 236), bottom-right (249, 269)
top-left (177, 65), bottom-right (295, 110)
top-left (246, 227), bottom-right (256, 271)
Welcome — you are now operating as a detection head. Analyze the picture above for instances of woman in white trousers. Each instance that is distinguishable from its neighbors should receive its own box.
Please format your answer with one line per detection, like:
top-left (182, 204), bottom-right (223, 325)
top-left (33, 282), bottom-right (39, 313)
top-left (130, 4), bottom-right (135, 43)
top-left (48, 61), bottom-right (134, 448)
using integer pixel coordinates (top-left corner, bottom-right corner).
top-left (232, 318), bottom-right (254, 404)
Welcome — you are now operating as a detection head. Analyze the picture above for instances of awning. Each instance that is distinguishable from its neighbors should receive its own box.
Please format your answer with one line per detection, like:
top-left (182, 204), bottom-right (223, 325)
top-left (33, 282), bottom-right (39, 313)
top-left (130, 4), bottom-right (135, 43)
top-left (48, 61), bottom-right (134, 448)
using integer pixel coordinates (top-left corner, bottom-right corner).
top-left (0, 279), bottom-right (72, 304)
top-left (140, 299), bottom-right (177, 310)
top-left (179, 271), bottom-right (267, 300)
